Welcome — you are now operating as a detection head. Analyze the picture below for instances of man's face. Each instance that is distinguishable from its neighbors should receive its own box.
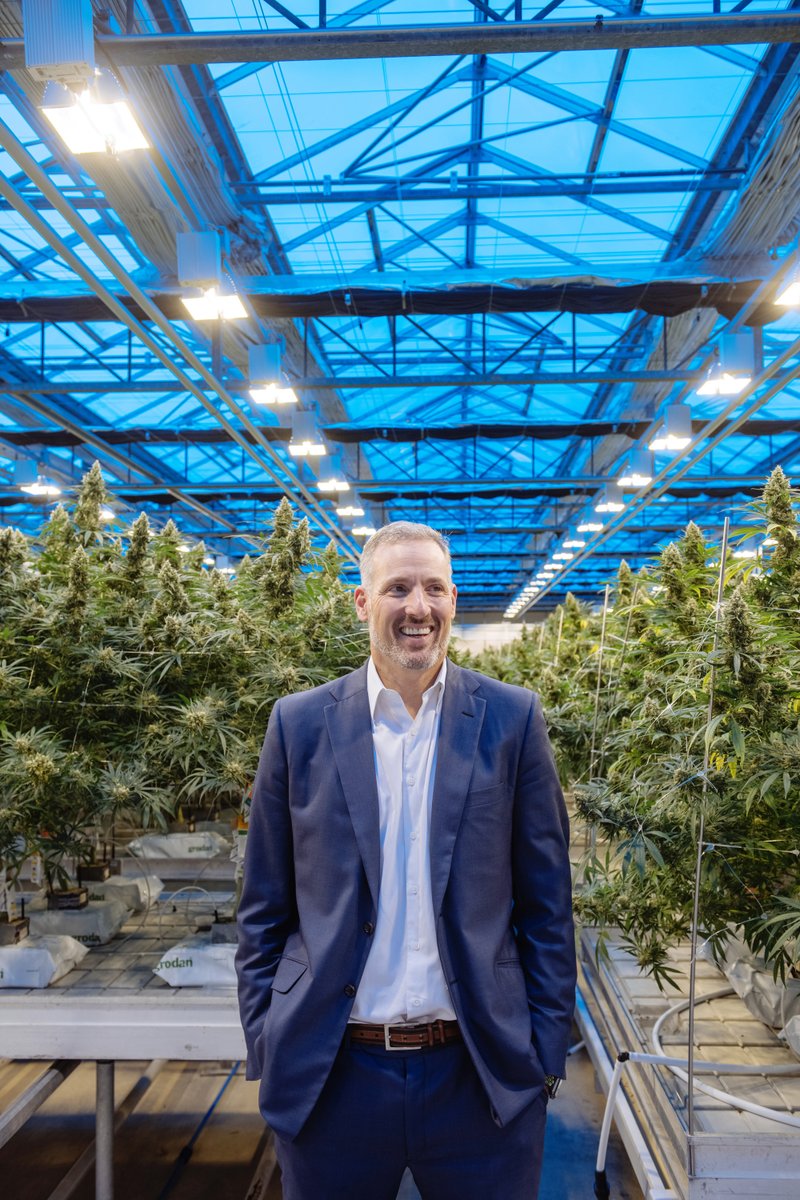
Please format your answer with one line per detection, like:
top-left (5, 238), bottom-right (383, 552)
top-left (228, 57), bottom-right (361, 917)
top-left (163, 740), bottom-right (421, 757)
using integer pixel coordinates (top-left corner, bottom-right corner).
top-left (354, 539), bottom-right (457, 676)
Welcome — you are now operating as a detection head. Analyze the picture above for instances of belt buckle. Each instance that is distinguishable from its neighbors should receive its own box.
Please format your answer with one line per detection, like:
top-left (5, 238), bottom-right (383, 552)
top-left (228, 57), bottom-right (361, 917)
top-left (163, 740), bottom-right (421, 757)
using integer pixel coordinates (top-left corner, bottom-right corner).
top-left (384, 1024), bottom-right (422, 1051)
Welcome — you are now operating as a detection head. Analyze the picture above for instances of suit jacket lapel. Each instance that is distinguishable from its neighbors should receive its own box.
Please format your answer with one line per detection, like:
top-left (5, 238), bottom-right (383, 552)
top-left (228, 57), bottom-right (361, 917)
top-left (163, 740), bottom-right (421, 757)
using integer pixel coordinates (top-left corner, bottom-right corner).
top-left (324, 665), bottom-right (381, 911)
top-left (430, 662), bottom-right (486, 915)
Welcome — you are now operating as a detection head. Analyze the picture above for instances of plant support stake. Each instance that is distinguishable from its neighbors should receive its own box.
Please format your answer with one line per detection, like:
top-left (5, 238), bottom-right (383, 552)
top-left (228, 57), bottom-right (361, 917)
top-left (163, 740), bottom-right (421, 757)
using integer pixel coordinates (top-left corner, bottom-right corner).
top-left (587, 583), bottom-right (611, 853)
top-left (686, 515), bottom-right (730, 1169)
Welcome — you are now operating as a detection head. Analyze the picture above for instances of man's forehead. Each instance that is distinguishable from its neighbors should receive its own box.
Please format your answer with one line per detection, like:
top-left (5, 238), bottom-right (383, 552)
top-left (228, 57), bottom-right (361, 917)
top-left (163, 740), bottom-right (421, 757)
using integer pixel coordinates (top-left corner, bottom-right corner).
top-left (371, 540), bottom-right (451, 576)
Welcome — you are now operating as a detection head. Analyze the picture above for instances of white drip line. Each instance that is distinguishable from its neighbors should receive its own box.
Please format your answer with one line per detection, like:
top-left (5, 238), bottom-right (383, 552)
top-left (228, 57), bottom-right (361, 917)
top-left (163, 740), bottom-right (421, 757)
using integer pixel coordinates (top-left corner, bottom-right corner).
top-left (650, 986), bottom-right (800, 1129)
top-left (592, 985), bottom-right (800, 1198)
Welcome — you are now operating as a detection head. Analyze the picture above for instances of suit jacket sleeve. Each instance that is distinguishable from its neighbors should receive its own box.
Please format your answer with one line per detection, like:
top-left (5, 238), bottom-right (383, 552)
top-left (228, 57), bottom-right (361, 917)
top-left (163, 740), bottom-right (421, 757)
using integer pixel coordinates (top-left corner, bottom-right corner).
top-left (235, 698), bottom-right (297, 1080)
top-left (512, 693), bottom-right (576, 1077)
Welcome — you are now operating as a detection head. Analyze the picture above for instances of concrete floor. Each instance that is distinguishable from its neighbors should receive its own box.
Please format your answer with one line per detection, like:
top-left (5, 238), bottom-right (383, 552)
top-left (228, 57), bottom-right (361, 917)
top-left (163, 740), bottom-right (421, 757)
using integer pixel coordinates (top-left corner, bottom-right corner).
top-left (0, 1040), bottom-right (643, 1199)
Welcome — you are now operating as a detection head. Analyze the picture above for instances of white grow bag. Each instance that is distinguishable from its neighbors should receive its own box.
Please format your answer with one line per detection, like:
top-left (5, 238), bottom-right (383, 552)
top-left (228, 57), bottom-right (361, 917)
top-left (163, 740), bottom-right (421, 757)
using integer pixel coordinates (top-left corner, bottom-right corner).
top-left (84, 874), bottom-right (163, 912)
top-left (153, 934), bottom-right (236, 987)
top-left (0, 934), bottom-right (88, 988)
top-left (29, 898), bottom-right (129, 947)
top-left (127, 832), bottom-right (230, 860)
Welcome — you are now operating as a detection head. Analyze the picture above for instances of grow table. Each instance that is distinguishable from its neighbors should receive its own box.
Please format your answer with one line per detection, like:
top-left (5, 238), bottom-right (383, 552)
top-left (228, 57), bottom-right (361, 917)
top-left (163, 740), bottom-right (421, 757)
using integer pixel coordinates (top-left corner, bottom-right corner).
top-left (0, 900), bottom-right (246, 1200)
top-left (577, 927), bottom-right (800, 1199)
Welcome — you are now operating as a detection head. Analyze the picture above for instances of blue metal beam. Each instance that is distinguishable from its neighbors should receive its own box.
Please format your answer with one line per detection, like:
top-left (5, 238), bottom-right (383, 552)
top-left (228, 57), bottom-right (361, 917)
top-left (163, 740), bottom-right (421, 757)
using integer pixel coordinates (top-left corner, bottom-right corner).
top-left (482, 56), bottom-right (710, 171)
top-left (329, 0), bottom-right (398, 28)
top-left (259, 1), bottom-right (309, 29)
top-left (354, 209), bottom-right (467, 272)
top-left (255, 65), bottom-right (472, 182)
top-left (282, 150), bottom-right (470, 252)
top-left (482, 146), bottom-right (674, 241)
top-left (478, 214), bottom-right (594, 270)
top-left (342, 56), bottom-right (470, 178)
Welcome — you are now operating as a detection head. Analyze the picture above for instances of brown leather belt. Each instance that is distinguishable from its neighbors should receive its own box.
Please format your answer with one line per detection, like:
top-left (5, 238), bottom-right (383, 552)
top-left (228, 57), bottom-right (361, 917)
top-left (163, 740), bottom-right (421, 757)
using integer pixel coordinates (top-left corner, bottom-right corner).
top-left (347, 1020), bottom-right (462, 1051)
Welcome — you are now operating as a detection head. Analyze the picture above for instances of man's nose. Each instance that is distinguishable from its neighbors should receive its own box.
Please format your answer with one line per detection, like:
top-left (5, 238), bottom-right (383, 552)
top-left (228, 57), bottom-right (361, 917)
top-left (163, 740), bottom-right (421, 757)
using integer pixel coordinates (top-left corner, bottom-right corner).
top-left (404, 586), bottom-right (430, 616)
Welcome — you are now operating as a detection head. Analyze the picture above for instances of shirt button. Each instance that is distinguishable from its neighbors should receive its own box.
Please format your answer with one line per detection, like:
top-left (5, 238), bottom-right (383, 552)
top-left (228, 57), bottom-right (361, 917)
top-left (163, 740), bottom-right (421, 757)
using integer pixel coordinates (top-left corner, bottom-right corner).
top-left (344, 984), bottom-right (356, 997)
top-left (410, 831), bottom-right (418, 841)
top-left (409, 886), bottom-right (418, 895)
top-left (407, 776), bottom-right (415, 786)
top-left (411, 997), bottom-right (421, 1007)
top-left (363, 922), bottom-right (374, 935)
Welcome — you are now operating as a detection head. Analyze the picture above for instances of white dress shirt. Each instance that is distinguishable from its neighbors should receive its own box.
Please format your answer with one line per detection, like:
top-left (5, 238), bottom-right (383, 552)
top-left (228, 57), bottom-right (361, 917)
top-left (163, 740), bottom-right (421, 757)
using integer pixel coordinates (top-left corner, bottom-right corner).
top-left (349, 657), bottom-right (456, 1025)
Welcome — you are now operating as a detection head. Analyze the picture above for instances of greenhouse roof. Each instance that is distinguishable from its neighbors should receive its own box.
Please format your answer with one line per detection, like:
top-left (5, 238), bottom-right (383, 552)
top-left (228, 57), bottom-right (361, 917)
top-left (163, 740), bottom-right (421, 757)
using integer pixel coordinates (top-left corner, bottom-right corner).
top-left (1, 1), bottom-right (800, 613)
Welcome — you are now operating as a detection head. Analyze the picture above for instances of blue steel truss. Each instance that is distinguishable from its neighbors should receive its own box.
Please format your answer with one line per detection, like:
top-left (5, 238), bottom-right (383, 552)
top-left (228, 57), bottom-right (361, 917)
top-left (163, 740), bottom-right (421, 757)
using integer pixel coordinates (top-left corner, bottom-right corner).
top-left (0, 1), bottom-right (799, 610)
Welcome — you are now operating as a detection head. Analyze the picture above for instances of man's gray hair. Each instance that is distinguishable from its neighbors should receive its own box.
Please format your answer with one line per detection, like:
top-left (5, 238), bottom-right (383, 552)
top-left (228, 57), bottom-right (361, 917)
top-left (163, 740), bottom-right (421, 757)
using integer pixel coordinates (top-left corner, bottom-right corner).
top-left (359, 521), bottom-right (452, 591)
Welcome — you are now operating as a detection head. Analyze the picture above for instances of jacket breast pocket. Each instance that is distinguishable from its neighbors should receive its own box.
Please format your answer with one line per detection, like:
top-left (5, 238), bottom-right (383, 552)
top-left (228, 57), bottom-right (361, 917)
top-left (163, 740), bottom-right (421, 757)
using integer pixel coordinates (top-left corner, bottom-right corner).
top-left (271, 955), bottom-right (309, 994)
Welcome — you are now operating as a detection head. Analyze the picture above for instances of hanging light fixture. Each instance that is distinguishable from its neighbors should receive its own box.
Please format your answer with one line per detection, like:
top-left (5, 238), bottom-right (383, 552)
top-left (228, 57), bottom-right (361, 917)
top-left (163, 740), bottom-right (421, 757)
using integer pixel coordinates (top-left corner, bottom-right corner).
top-left (314, 455), bottom-right (350, 493)
top-left (776, 262), bottom-right (800, 307)
top-left (248, 342), bottom-right (298, 404)
top-left (696, 331), bottom-right (754, 396)
top-left (16, 459), bottom-right (61, 497)
top-left (40, 70), bottom-right (148, 154)
top-left (617, 449), bottom-right (654, 489)
top-left (176, 230), bottom-right (246, 321)
top-left (181, 279), bottom-right (247, 321)
top-left (577, 520), bottom-right (603, 534)
top-left (352, 525), bottom-right (377, 537)
top-left (594, 487), bottom-right (624, 514)
top-left (20, 474), bottom-right (61, 497)
top-left (649, 402), bottom-right (693, 452)
top-left (250, 383), bottom-right (298, 405)
top-left (288, 411), bottom-right (326, 457)
top-left (732, 536), bottom-right (760, 560)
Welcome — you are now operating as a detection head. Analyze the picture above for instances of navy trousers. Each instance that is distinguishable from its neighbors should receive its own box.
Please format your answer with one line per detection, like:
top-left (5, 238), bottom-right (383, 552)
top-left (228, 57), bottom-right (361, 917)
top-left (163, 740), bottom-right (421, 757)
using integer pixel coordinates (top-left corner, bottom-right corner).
top-left (274, 1039), bottom-right (548, 1200)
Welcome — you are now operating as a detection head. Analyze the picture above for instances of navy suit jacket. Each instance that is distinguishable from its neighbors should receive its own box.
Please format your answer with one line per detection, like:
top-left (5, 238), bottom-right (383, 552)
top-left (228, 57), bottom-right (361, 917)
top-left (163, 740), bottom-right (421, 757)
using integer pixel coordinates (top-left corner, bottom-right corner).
top-left (235, 659), bottom-right (576, 1141)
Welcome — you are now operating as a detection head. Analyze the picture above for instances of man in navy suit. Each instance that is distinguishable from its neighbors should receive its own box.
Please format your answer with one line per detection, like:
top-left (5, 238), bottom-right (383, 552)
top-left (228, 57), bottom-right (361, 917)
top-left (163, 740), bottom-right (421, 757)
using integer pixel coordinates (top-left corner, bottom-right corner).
top-left (236, 522), bottom-right (576, 1199)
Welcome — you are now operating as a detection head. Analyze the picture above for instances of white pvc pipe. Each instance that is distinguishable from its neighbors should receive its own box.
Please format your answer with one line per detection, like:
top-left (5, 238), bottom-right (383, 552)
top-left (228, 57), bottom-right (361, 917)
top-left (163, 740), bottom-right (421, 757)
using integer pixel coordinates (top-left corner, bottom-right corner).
top-left (575, 989), bottom-right (677, 1199)
top-left (650, 988), bottom-right (800, 1131)
top-left (595, 1056), bottom-right (626, 1174)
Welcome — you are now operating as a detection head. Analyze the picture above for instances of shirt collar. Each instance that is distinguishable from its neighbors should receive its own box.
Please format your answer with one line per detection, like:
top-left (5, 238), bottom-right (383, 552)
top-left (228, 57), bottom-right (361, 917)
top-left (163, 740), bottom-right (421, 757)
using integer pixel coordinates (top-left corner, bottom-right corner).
top-left (367, 656), bottom-right (447, 723)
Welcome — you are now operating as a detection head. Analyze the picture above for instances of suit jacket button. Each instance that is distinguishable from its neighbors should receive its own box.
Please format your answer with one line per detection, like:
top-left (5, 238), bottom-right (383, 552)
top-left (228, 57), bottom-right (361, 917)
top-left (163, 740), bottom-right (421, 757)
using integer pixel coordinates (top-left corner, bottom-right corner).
top-left (344, 984), bottom-right (356, 997)
top-left (363, 922), bottom-right (375, 935)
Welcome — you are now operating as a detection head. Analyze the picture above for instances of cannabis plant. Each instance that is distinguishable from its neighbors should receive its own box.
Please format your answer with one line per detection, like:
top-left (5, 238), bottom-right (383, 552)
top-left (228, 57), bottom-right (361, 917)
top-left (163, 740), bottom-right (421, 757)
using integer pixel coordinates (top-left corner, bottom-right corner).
top-left (476, 469), bottom-right (800, 986)
top-left (0, 465), bottom-right (366, 902)
top-left (574, 471), bottom-right (800, 984)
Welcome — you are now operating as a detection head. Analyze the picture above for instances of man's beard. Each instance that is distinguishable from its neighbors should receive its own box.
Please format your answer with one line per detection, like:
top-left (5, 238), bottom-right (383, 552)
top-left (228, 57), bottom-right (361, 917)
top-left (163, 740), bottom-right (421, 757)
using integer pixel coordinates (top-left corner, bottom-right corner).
top-left (369, 620), bottom-right (450, 671)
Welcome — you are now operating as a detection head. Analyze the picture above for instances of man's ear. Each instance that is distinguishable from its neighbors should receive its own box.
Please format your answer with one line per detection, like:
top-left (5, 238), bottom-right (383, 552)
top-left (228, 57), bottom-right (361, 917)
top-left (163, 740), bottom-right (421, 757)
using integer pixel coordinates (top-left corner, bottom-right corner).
top-left (354, 585), bottom-right (370, 624)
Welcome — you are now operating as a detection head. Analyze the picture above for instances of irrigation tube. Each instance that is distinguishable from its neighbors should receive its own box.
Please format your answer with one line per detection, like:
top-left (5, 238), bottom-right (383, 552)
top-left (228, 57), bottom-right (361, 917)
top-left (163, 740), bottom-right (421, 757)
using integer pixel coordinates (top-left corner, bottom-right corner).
top-left (594, 985), bottom-right (800, 1196)
top-left (652, 988), bottom-right (800, 1129)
